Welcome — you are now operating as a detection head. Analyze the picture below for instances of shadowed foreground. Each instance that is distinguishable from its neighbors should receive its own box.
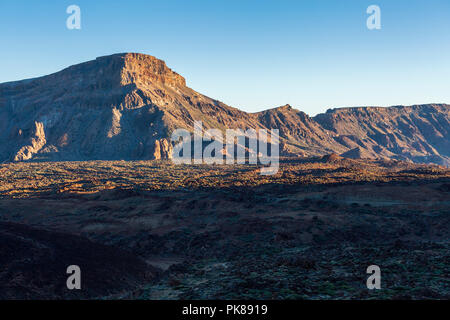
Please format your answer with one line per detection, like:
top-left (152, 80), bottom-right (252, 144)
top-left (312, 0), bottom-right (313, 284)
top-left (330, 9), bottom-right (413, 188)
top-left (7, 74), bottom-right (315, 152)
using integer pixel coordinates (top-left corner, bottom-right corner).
top-left (0, 157), bottom-right (449, 299)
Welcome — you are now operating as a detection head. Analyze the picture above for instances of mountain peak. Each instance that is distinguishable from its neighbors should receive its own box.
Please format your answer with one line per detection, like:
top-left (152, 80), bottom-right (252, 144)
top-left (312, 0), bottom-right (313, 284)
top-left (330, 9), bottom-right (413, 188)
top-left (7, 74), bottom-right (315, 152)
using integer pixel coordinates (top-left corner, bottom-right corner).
top-left (1, 53), bottom-right (186, 93)
top-left (96, 53), bottom-right (186, 88)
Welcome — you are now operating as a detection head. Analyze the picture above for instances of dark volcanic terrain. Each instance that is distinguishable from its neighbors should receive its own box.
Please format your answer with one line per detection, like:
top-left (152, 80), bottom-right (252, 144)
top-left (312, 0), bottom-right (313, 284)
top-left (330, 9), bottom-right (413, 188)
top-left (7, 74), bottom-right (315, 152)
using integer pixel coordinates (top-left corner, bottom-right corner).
top-left (0, 158), bottom-right (449, 299)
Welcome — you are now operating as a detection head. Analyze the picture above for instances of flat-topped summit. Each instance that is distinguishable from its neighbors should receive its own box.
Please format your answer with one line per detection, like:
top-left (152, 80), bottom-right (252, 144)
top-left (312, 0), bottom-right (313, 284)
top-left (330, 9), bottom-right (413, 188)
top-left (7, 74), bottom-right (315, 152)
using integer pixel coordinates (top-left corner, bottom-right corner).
top-left (1, 53), bottom-right (185, 93)
top-left (56, 52), bottom-right (186, 88)
top-left (111, 53), bottom-right (186, 88)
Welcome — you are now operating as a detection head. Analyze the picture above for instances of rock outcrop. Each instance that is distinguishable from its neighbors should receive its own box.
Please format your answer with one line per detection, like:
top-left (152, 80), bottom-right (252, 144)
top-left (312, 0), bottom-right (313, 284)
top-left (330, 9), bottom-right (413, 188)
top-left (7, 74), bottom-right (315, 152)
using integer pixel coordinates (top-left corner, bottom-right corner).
top-left (13, 121), bottom-right (47, 161)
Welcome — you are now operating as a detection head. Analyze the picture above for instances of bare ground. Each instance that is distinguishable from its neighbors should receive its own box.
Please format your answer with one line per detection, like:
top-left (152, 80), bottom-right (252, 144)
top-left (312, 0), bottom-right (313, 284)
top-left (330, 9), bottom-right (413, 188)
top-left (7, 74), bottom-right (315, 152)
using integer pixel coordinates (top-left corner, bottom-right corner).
top-left (0, 157), bottom-right (449, 299)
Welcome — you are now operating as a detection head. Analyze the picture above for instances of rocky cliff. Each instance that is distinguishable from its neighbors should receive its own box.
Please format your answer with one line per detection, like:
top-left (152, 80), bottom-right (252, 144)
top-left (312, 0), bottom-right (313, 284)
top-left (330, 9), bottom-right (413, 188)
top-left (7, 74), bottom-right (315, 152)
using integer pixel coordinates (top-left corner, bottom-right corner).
top-left (314, 105), bottom-right (450, 165)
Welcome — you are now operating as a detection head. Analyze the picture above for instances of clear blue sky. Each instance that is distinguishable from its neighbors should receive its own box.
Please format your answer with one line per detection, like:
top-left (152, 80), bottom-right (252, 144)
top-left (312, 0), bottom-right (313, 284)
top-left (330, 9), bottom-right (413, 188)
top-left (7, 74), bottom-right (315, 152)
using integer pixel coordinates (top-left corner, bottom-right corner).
top-left (0, 0), bottom-right (449, 115)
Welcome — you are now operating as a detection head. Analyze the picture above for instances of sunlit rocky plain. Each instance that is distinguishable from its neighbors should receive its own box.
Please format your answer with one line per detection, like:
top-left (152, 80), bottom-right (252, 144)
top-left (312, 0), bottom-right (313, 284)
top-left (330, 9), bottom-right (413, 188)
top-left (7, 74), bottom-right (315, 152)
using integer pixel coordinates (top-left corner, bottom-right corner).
top-left (1, 157), bottom-right (449, 299)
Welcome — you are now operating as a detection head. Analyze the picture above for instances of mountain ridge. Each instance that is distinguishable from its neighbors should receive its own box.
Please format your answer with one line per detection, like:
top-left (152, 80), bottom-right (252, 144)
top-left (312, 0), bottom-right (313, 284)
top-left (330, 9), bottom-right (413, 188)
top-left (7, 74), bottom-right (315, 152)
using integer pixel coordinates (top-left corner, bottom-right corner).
top-left (1, 53), bottom-right (449, 166)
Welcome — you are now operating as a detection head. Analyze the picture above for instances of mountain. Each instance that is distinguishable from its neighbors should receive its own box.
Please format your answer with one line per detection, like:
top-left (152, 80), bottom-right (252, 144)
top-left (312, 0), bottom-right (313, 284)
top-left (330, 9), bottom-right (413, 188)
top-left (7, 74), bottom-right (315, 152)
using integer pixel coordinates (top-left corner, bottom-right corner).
top-left (256, 105), bottom-right (347, 157)
top-left (0, 53), bottom-right (449, 166)
top-left (0, 53), bottom-right (247, 161)
top-left (314, 105), bottom-right (450, 165)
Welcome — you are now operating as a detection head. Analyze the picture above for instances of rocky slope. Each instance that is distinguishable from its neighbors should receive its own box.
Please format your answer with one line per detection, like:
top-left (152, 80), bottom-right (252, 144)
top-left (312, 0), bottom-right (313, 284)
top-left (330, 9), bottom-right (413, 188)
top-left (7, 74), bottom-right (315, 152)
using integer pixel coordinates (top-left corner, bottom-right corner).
top-left (314, 105), bottom-right (450, 165)
top-left (0, 53), bottom-right (449, 165)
